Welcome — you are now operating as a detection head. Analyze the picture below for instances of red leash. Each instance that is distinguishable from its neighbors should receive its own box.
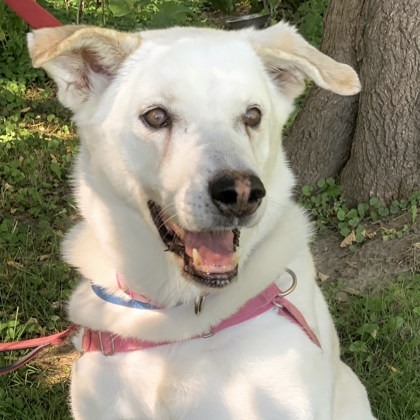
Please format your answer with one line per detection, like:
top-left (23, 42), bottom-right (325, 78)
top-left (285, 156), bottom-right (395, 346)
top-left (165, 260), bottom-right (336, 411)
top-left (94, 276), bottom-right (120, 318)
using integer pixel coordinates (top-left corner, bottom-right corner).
top-left (0, 324), bottom-right (76, 375)
top-left (4, 0), bottom-right (62, 28)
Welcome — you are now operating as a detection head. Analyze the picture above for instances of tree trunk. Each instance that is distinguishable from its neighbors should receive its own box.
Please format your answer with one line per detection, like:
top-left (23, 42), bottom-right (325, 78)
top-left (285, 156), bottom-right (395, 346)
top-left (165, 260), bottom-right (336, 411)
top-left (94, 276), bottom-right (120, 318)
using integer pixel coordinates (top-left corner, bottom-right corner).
top-left (283, 0), bottom-right (362, 186)
top-left (340, 0), bottom-right (420, 204)
top-left (284, 0), bottom-right (420, 205)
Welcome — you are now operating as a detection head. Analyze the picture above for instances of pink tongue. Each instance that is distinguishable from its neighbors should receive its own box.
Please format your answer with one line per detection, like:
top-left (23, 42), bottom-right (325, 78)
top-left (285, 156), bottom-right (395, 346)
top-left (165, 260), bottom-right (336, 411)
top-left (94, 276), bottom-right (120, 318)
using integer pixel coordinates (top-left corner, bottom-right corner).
top-left (184, 231), bottom-right (235, 273)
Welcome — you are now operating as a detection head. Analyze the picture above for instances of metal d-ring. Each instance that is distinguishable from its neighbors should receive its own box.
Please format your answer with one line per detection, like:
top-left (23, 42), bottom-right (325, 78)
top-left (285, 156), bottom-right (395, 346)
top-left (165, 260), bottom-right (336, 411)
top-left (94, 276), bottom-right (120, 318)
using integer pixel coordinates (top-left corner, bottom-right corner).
top-left (201, 329), bottom-right (214, 338)
top-left (276, 268), bottom-right (298, 298)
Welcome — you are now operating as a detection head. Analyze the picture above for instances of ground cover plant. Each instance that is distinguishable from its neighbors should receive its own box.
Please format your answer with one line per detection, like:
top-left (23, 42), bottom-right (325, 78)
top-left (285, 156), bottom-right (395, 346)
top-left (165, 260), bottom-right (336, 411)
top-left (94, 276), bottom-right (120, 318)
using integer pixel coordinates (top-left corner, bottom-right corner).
top-left (0, 1), bottom-right (418, 419)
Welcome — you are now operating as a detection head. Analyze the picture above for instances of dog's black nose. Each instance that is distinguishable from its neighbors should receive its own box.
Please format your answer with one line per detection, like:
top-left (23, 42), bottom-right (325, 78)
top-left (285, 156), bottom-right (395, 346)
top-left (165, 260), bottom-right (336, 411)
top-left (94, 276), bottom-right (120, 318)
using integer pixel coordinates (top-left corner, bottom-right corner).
top-left (209, 171), bottom-right (266, 218)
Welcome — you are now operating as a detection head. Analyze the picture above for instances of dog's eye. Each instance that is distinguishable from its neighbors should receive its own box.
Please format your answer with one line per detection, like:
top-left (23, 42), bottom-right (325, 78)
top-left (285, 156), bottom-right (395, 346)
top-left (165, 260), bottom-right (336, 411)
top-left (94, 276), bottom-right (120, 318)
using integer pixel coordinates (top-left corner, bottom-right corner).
top-left (142, 107), bottom-right (170, 129)
top-left (243, 107), bottom-right (262, 128)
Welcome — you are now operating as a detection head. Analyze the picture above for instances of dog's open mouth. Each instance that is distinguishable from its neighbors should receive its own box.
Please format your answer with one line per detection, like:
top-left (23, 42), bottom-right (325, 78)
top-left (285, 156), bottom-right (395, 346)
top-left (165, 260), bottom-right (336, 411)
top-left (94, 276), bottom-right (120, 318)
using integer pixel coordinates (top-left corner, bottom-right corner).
top-left (148, 201), bottom-right (239, 288)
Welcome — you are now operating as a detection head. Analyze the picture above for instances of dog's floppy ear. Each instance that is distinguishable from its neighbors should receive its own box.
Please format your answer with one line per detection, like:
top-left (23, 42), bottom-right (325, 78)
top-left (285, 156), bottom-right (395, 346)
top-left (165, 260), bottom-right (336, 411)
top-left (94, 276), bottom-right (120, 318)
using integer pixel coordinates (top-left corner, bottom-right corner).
top-left (250, 22), bottom-right (361, 99)
top-left (27, 25), bottom-right (142, 112)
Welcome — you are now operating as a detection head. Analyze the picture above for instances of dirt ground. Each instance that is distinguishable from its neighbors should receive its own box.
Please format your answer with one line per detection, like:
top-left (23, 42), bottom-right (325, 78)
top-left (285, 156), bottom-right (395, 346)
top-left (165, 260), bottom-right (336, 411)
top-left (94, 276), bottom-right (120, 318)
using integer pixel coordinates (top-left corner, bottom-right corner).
top-left (312, 213), bottom-right (420, 295)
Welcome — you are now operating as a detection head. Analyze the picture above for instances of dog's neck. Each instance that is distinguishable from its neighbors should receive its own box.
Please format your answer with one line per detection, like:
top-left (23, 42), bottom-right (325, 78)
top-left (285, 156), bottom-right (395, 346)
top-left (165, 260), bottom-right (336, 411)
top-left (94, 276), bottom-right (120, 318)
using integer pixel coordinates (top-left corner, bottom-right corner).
top-left (67, 201), bottom-right (312, 342)
top-left (65, 179), bottom-right (295, 308)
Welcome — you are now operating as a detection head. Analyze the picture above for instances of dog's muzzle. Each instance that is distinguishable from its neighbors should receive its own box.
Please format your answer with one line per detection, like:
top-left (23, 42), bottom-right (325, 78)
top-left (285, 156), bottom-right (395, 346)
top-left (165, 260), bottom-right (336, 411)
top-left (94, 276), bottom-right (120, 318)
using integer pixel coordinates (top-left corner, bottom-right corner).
top-left (148, 172), bottom-right (265, 289)
top-left (148, 201), bottom-right (240, 288)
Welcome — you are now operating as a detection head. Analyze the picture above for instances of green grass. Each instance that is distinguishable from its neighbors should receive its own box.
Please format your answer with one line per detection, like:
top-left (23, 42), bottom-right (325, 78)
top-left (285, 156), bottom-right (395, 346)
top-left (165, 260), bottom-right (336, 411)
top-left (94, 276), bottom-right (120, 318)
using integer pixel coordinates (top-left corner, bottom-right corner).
top-left (1, 3), bottom-right (419, 419)
top-left (0, 377), bottom-right (70, 419)
top-left (325, 275), bottom-right (420, 420)
top-left (0, 8), bottom-right (77, 417)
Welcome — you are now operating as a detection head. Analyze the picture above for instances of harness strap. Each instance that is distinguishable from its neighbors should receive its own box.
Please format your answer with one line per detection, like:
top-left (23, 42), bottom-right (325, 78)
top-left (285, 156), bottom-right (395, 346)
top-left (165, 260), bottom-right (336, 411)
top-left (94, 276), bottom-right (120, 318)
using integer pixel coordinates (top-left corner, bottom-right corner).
top-left (82, 283), bottom-right (321, 354)
top-left (0, 275), bottom-right (320, 373)
top-left (273, 295), bottom-right (321, 348)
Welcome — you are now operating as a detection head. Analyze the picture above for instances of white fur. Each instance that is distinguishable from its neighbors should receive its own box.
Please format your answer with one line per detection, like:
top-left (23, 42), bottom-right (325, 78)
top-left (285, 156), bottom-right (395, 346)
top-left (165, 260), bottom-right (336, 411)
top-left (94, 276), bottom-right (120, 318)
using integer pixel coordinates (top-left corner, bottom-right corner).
top-left (28, 22), bottom-right (373, 419)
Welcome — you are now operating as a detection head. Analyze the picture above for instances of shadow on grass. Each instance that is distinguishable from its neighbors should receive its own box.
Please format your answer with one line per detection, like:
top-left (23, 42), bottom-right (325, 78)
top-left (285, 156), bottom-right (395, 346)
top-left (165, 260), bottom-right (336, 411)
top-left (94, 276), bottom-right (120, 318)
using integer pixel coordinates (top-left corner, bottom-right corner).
top-left (0, 345), bottom-right (75, 419)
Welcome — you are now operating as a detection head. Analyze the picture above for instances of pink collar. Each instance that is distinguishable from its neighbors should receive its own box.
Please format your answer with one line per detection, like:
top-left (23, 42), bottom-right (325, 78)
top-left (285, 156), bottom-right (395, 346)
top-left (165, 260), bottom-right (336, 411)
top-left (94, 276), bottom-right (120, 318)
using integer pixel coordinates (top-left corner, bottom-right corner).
top-left (82, 272), bottom-right (321, 355)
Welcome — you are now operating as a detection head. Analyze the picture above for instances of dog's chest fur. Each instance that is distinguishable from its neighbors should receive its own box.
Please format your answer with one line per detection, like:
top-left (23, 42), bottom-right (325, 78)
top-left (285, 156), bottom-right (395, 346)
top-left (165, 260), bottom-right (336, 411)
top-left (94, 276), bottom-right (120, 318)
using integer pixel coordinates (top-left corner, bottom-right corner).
top-left (71, 310), bottom-right (333, 419)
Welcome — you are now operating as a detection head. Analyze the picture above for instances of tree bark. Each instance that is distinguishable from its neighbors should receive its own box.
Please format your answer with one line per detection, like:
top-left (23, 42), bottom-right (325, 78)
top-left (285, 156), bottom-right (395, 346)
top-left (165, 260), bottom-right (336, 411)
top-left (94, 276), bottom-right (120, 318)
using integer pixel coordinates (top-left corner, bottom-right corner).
top-left (340, 0), bottom-right (420, 204)
top-left (284, 0), bottom-right (363, 186)
top-left (284, 0), bottom-right (420, 205)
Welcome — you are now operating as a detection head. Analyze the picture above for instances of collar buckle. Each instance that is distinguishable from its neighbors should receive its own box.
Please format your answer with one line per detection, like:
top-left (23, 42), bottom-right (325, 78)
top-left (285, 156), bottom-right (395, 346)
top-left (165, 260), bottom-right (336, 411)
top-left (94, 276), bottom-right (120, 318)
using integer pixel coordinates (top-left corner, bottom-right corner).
top-left (98, 331), bottom-right (115, 356)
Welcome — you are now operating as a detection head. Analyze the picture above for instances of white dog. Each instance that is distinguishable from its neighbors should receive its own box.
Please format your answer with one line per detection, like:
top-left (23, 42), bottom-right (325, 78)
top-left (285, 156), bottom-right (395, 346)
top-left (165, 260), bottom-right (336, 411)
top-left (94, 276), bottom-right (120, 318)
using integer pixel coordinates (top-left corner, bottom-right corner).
top-left (28, 22), bottom-right (375, 419)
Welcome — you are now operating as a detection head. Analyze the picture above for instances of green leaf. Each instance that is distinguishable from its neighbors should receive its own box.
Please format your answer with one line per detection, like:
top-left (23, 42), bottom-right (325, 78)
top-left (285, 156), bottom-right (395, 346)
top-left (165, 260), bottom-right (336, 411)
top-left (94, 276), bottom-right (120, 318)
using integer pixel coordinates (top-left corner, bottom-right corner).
top-left (369, 197), bottom-right (381, 208)
top-left (348, 216), bottom-right (360, 227)
top-left (339, 226), bottom-right (350, 237)
top-left (347, 208), bottom-right (358, 219)
top-left (328, 184), bottom-right (342, 197)
top-left (148, 2), bottom-right (191, 28)
top-left (378, 207), bottom-right (389, 217)
top-left (336, 209), bottom-right (346, 221)
top-left (50, 162), bottom-right (62, 179)
top-left (108, 0), bottom-right (135, 17)
top-left (355, 225), bottom-right (365, 243)
top-left (388, 316), bottom-right (404, 331)
top-left (302, 185), bottom-right (312, 196)
top-left (357, 203), bottom-right (368, 218)
top-left (410, 204), bottom-right (417, 223)
top-left (317, 178), bottom-right (326, 188)
top-left (349, 341), bottom-right (368, 353)
top-left (389, 204), bottom-right (400, 214)
top-left (357, 323), bottom-right (379, 339)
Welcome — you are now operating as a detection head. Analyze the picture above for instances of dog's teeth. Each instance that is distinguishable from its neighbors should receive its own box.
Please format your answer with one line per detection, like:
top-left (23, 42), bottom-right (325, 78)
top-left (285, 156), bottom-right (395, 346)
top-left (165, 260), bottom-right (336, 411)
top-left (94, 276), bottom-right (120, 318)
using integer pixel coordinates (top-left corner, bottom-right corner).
top-left (192, 248), bottom-right (202, 266)
top-left (233, 252), bottom-right (239, 265)
top-left (167, 221), bottom-right (185, 240)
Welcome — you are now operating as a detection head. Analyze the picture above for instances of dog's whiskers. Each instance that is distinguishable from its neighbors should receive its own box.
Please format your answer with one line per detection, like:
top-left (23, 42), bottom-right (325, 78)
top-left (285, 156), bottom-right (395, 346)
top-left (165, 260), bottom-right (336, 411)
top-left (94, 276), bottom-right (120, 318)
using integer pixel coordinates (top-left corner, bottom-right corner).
top-left (159, 211), bottom-right (181, 232)
top-left (157, 202), bottom-right (176, 218)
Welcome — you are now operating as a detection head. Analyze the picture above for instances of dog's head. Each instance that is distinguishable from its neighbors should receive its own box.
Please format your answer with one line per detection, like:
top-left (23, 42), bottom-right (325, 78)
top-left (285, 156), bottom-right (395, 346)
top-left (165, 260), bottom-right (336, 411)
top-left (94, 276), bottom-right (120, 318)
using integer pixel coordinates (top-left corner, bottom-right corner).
top-left (28, 23), bottom-right (360, 295)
